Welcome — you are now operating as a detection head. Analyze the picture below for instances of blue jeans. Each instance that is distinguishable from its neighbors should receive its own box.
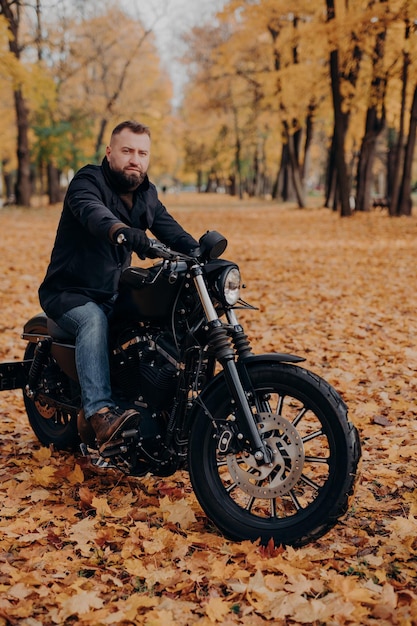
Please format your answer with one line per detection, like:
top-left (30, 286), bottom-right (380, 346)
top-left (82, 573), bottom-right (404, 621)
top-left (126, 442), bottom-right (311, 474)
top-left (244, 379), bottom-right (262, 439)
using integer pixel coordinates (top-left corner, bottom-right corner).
top-left (56, 301), bottom-right (116, 419)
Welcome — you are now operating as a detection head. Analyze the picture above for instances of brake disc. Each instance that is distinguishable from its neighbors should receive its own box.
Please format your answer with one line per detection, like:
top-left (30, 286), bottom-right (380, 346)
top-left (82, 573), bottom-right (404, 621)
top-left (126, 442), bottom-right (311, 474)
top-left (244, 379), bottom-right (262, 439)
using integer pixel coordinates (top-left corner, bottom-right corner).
top-left (226, 412), bottom-right (305, 498)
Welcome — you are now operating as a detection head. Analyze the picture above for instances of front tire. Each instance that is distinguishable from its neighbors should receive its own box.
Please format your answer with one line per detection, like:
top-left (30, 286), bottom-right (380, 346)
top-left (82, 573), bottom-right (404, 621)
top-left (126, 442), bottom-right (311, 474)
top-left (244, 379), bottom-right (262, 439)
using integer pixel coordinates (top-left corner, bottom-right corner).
top-left (188, 362), bottom-right (361, 547)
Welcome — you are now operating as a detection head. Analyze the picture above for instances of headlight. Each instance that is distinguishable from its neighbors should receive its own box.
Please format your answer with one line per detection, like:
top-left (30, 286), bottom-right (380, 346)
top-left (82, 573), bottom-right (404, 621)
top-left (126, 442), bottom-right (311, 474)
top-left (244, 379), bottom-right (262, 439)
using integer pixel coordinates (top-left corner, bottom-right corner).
top-left (219, 267), bottom-right (241, 305)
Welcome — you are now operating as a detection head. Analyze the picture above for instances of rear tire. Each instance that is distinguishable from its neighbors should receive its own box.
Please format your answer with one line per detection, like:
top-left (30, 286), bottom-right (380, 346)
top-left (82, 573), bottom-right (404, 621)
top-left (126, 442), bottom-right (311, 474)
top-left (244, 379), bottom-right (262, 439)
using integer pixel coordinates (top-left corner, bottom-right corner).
top-left (23, 343), bottom-right (80, 450)
top-left (188, 362), bottom-right (361, 547)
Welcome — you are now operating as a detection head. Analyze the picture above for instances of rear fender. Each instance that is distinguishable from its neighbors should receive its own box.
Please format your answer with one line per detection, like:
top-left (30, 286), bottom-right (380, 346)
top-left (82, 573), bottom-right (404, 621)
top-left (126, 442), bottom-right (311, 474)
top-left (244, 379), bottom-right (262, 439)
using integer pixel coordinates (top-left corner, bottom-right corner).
top-left (22, 312), bottom-right (78, 382)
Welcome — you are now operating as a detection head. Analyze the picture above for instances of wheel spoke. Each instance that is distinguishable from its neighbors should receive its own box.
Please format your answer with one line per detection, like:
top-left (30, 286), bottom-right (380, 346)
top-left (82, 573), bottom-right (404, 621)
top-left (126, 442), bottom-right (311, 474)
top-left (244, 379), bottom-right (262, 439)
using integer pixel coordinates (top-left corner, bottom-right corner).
top-left (216, 458), bottom-right (229, 468)
top-left (226, 481), bottom-right (238, 494)
top-left (275, 394), bottom-right (284, 415)
top-left (302, 429), bottom-right (323, 443)
top-left (292, 406), bottom-right (307, 427)
top-left (304, 455), bottom-right (329, 464)
top-left (289, 489), bottom-right (302, 511)
top-left (270, 497), bottom-right (278, 517)
top-left (245, 496), bottom-right (255, 511)
top-left (300, 473), bottom-right (321, 491)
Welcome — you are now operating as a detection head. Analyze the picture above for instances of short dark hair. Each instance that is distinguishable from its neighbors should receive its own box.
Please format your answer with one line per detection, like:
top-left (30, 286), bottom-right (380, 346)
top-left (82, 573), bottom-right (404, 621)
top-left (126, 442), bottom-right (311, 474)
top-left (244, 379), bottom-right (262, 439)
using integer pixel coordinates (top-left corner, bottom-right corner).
top-left (111, 120), bottom-right (151, 139)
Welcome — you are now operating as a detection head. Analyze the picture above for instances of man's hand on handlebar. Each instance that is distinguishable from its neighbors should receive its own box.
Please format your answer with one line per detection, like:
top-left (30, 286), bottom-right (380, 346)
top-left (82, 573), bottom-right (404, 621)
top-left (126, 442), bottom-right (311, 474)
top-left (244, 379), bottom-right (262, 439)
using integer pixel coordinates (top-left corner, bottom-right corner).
top-left (113, 227), bottom-right (151, 260)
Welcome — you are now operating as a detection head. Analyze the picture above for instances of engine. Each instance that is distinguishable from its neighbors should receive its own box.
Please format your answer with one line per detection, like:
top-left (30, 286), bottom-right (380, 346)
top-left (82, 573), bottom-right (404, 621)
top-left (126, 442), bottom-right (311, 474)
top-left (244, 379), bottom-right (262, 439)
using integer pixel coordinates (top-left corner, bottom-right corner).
top-left (110, 326), bottom-right (180, 411)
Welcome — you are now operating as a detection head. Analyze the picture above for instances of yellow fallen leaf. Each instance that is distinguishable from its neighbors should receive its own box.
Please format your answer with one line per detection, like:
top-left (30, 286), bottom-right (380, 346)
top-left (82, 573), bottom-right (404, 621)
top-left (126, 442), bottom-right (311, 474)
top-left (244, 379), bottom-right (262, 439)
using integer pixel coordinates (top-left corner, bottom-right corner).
top-left (57, 590), bottom-right (104, 621)
top-left (32, 465), bottom-right (56, 487)
top-left (205, 596), bottom-right (230, 623)
top-left (32, 447), bottom-right (52, 463)
top-left (67, 462), bottom-right (84, 485)
top-left (91, 495), bottom-right (113, 517)
top-left (6, 582), bottom-right (32, 600)
top-left (67, 517), bottom-right (97, 555)
top-left (159, 496), bottom-right (197, 529)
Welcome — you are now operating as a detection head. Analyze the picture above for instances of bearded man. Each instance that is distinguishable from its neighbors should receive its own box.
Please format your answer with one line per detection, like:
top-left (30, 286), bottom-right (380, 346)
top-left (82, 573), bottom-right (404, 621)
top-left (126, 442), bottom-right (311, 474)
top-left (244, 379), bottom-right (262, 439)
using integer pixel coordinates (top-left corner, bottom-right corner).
top-left (39, 121), bottom-right (198, 451)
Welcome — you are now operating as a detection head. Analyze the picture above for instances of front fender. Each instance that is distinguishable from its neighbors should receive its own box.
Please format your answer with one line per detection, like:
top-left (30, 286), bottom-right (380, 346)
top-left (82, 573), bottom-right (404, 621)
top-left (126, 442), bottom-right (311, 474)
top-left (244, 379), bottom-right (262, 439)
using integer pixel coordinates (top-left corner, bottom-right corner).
top-left (240, 352), bottom-right (305, 365)
top-left (187, 351), bottom-right (304, 430)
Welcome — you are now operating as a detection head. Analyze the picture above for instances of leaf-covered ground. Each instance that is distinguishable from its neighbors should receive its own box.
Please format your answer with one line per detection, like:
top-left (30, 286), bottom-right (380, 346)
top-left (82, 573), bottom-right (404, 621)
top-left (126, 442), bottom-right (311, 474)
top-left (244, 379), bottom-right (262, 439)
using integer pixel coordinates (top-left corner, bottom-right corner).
top-left (1, 194), bottom-right (417, 625)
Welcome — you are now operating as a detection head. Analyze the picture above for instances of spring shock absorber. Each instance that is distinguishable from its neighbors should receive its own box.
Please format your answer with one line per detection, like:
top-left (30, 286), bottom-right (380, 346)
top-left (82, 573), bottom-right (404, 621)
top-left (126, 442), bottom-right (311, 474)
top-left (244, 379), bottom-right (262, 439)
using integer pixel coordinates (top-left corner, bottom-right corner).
top-left (225, 308), bottom-right (253, 359)
top-left (25, 338), bottom-right (52, 398)
top-left (207, 322), bottom-right (235, 362)
top-left (231, 327), bottom-right (253, 360)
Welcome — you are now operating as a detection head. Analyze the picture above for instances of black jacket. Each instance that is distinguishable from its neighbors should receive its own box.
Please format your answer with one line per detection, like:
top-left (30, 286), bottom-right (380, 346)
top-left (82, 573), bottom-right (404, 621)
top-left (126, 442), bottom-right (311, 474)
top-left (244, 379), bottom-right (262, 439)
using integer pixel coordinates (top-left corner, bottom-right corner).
top-left (39, 162), bottom-right (198, 320)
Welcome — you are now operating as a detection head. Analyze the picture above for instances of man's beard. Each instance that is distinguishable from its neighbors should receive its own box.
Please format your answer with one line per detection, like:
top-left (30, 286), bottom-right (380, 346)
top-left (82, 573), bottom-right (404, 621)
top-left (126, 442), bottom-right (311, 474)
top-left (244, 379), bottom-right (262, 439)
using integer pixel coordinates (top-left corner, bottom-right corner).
top-left (111, 167), bottom-right (145, 190)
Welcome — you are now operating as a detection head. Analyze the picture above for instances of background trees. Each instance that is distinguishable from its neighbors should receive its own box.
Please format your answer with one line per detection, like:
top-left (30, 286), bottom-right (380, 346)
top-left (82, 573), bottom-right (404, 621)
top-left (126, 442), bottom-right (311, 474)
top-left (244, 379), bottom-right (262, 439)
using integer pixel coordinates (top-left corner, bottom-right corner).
top-left (0, 0), bottom-right (173, 205)
top-left (1, 0), bottom-right (417, 215)
top-left (180, 0), bottom-right (417, 215)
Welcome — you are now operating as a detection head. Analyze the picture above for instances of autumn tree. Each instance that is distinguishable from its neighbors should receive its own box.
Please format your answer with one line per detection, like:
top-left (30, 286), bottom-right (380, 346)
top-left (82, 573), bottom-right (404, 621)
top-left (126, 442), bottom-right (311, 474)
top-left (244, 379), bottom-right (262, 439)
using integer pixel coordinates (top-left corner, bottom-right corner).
top-left (7, 0), bottom-right (175, 204)
top-left (181, 21), bottom-right (250, 195)
top-left (181, 1), bottom-right (327, 203)
top-left (387, 1), bottom-right (417, 216)
top-left (0, 15), bottom-right (19, 202)
top-left (0, 0), bottom-right (32, 205)
top-left (355, 0), bottom-right (389, 212)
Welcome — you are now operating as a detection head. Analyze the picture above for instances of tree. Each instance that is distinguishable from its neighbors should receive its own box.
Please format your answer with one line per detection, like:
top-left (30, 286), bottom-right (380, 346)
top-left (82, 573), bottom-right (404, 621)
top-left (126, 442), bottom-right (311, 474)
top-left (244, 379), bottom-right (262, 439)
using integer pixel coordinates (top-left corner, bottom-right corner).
top-left (325, 0), bottom-right (358, 216)
top-left (355, 0), bottom-right (388, 212)
top-left (387, 3), bottom-right (417, 216)
top-left (0, 0), bottom-right (31, 206)
top-left (25, 1), bottom-right (174, 199)
top-left (397, 83), bottom-right (417, 215)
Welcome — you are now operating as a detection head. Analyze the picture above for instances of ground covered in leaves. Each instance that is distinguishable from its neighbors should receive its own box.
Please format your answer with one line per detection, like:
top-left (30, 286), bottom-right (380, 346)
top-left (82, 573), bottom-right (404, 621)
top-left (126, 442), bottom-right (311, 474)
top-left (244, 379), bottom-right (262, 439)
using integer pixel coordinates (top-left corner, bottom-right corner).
top-left (1, 194), bottom-right (417, 625)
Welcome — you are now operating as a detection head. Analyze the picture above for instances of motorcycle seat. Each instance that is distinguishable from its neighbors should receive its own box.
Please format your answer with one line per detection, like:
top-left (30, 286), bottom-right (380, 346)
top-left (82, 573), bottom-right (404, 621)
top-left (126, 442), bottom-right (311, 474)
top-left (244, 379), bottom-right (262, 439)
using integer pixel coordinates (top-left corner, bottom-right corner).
top-left (47, 318), bottom-right (75, 344)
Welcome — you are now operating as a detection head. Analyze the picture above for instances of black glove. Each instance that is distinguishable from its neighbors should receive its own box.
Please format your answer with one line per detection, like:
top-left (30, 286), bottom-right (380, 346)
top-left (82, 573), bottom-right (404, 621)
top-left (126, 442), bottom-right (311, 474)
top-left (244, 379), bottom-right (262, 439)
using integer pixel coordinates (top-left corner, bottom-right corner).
top-left (114, 227), bottom-right (151, 260)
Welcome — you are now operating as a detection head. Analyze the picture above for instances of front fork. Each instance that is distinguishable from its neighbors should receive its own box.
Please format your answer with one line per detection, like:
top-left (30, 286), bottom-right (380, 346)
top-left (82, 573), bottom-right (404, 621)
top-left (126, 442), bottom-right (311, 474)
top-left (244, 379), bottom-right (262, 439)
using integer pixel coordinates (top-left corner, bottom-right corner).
top-left (192, 267), bottom-right (272, 465)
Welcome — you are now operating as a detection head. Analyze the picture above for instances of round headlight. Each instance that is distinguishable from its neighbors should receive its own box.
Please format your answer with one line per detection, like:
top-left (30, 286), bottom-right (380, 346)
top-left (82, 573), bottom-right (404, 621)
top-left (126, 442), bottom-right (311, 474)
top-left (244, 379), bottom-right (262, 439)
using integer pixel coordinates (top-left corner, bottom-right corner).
top-left (222, 267), bottom-right (241, 305)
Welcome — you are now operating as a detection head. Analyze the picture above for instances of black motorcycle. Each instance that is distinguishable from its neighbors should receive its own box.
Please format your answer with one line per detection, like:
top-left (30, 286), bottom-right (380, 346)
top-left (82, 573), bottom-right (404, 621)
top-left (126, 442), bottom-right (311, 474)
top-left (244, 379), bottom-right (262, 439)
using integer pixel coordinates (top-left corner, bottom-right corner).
top-left (0, 231), bottom-right (361, 547)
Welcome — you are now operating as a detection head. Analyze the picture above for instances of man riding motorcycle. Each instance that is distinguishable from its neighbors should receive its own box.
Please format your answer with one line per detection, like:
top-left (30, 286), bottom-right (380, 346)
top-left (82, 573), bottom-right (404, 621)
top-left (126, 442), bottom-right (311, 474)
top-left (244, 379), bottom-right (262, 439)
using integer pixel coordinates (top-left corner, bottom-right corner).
top-left (38, 120), bottom-right (199, 452)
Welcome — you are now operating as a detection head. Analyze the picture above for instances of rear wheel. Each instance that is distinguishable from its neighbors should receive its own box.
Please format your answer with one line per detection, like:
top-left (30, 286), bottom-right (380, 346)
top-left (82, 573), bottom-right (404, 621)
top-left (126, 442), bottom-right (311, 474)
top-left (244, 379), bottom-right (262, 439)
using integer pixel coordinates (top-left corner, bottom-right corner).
top-left (23, 343), bottom-right (80, 449)
top-left (188, 362), bottom-right (361, 547)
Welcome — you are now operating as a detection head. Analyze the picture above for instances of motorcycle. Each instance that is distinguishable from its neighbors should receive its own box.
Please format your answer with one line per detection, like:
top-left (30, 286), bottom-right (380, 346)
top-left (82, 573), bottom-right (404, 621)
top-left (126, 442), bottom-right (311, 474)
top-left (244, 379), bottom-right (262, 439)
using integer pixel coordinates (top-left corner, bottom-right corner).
top-left (0, 230), bottom-right (361, 547)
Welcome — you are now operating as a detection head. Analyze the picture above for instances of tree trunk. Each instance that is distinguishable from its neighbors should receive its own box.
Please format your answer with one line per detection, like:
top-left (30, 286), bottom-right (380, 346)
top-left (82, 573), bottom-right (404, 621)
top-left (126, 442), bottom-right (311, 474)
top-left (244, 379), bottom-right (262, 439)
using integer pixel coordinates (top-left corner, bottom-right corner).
top-left (232, 108), bottom-right (243, 199)
top-left (325, 133), bottom-right (336, 208)
top-left (355, 12), bottom-right (387, 212)
top-left (389, 19), bottom-right (410, 216)
top-left (1, 0), bottom-right (32, 206)
top-left (397, 83), bottom-right (417, 216)
top-left (355, 108), bottom-right (385, 212)
top-left (302, 101), bottom-right (315, 180)
top-left (326, 0), bottom-right (351, 216)
top-left (283, 121), bottom-right (305, 207)
top-left (275, 143), bottom-right (293, 201)
top-left (329, 47), bottom-right (351, 216)
top-left (47, 163), bottom-right (62, 204)
top-left (14, 88), bottom-right (31, 206)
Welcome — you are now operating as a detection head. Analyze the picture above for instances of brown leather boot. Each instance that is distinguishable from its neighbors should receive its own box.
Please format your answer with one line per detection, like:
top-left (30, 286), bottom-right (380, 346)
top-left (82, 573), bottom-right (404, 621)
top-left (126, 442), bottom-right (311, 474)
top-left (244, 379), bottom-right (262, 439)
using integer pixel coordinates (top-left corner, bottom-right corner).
top-left (90, 407), bottom-right (140, 451)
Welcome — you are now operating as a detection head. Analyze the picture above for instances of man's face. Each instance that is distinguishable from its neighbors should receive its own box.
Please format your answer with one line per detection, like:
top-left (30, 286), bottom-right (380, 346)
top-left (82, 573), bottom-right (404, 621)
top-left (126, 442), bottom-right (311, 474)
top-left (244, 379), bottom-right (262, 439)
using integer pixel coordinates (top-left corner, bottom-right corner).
top-left (106, 128), bottom-right (151, 189)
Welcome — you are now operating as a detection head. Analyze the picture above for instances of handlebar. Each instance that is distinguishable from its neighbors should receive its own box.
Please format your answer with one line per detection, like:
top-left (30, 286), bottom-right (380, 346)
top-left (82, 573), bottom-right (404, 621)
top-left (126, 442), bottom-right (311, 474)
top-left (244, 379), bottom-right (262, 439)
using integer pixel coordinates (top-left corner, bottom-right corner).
top-left (118, 230), bottom-right (226, 262)
top-left (147, 239), bottom-right (181, 261)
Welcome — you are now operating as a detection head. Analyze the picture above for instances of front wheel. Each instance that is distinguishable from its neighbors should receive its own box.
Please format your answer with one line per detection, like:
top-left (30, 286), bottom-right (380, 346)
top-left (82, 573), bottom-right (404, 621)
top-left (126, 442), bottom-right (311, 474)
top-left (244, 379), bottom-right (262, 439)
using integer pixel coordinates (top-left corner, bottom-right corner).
top-left (188, 362), bottom-right (361, 547)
